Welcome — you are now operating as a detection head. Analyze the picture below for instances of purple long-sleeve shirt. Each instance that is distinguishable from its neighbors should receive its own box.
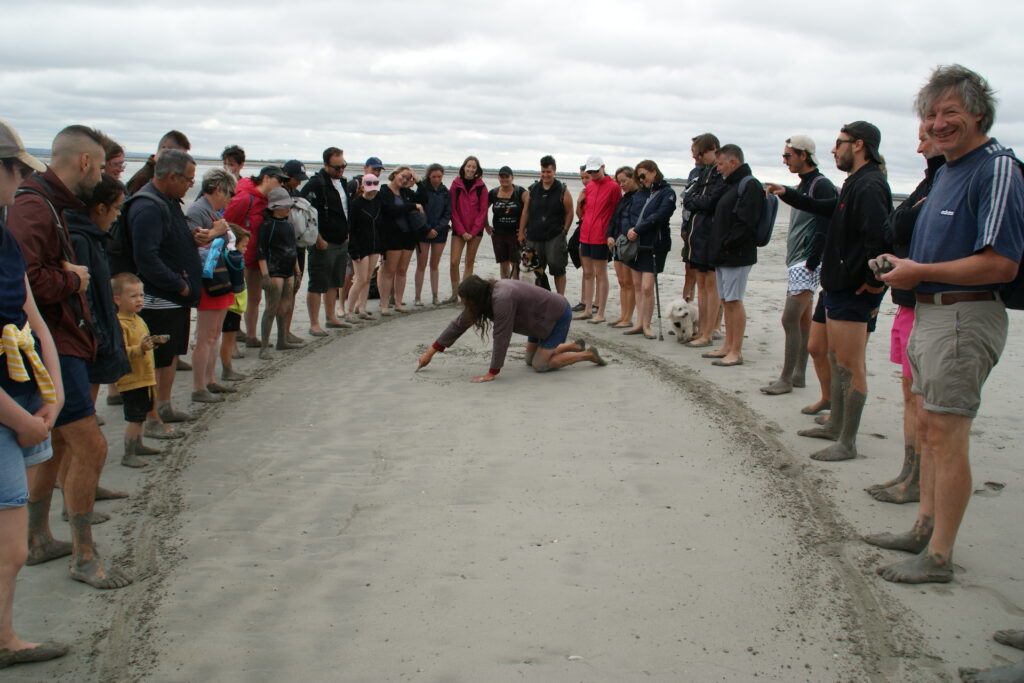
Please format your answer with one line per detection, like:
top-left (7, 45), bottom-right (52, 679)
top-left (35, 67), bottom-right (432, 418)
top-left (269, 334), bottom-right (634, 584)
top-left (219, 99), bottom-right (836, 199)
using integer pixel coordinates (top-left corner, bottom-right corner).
top-left (435, 280), bottom-right (569, 371)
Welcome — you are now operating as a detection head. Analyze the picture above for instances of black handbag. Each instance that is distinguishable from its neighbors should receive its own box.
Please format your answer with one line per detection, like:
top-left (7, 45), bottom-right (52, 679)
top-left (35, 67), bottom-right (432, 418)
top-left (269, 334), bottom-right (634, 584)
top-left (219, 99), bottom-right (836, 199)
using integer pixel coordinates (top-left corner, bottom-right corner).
top-left (614, 234), bottom-right (638, 263)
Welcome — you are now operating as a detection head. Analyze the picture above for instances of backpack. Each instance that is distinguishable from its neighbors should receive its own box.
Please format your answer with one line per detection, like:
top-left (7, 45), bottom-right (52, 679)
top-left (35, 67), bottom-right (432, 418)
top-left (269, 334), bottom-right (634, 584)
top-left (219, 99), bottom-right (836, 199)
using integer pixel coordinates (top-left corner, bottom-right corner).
top-left (966, 149), bottom-right (1024, 309)
top-left (737, 175), bottom-right (779, 247)
top-left (109, 188), bottom-right (171, 275)
top-left (289, 196), bottom-right (319, 248)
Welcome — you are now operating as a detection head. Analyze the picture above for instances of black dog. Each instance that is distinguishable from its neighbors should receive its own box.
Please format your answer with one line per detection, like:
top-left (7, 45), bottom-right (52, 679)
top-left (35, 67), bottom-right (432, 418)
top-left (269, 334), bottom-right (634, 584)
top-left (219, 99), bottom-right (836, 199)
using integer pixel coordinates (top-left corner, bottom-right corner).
top-left (520, 246), bottom-right (551, 291)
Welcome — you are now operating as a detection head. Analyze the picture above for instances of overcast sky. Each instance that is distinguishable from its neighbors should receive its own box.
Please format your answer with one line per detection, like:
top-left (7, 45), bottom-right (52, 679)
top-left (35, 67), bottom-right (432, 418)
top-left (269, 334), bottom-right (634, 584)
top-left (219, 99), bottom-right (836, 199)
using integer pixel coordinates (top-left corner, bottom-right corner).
top-left (3, 0), bottom-right (1022, 192)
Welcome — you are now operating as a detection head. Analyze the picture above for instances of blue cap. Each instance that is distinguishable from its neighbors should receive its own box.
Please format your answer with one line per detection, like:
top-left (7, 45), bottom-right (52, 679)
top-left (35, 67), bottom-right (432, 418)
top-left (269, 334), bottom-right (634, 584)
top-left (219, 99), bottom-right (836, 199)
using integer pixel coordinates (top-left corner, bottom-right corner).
top-left (282, 159), bottom-right (308, 181)
top-left (365, 156), bottom-right (383, 169)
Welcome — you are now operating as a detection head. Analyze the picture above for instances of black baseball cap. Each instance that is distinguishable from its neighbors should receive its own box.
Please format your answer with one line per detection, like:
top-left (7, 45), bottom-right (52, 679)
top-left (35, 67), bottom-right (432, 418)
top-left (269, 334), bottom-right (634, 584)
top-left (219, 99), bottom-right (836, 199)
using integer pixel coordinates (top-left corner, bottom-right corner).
top-left (842, 121), bottom-right (883, 164)
top-left (498, 166), bottom-right (513, 176)
top-left (259, 165), bottom-right (291, 182)
top-left (282, 160), bottom-right (308, 181)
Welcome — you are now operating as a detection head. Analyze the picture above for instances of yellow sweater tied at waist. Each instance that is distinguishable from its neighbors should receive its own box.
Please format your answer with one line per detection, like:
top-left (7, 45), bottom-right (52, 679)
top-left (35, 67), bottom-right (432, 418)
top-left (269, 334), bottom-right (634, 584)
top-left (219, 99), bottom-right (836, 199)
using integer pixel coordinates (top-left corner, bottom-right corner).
top-left (1, 323), bottom-right (57, 405)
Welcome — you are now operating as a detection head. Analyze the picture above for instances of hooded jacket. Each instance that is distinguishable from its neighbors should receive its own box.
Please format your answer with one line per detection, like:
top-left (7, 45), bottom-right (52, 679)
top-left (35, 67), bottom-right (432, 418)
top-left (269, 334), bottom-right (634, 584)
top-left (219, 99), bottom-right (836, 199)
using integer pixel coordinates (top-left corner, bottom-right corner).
top-left (606, 190), bottom-right (640, 240)
top-left (580, 174), bottom-right (621, 245)
top-left (450, 177), bottom-right (488, 237)
top-left (786, 162), bottom-right (892, 293)
top-left (224, 176), bottom-right (269, 268)
top-left (300, 169), bottom-right (350, 245)
top-left (682, 165), bottom-right (727, 265)
top-left (66, 210), bottom-right (129, 382)
top-left (709, 163), bottom-right (761, 268)
top-left (417, 180), bottom-right (452, 239)
top-left (6, 168), bottom-right (96, 360)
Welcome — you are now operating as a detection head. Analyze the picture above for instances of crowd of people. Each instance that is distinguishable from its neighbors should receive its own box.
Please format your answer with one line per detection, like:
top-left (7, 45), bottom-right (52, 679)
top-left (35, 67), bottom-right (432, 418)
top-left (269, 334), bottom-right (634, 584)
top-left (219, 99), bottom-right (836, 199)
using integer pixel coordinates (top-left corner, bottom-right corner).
top-left (0, 62), bottom-right (1022, 678)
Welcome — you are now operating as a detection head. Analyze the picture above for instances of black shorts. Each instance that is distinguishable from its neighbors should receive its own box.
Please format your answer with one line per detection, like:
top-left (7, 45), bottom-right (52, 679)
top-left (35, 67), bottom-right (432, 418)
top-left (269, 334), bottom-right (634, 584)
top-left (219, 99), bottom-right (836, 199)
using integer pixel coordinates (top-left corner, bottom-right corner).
top-left (823, 290), bottom-right (886, 325)
top-left (812, 291), bottom-right (826, 324)
top-left (491, 233), bottom-right (519, 263)
top-left (121, 386), bottom-right (153, 424)
top-left (580, 242), bottom-right (610, 260)
top-left (689, 262), bottom-right (715, 273)
top-left (140, 307), bottom-right (191, 368)
top-left (296, 247), bottom-right (306, 273)
top-left (222, 311), bottom-right (241, 333)
top-left (55, 355), bottom-right (95, 427)
top-left (307, 242), bottom-right (349, 293)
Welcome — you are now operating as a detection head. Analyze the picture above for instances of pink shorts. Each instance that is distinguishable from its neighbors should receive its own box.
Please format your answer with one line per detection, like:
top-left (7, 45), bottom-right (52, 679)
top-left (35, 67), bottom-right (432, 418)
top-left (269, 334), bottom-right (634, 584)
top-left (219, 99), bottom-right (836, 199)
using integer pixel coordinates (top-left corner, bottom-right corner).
top-left (889, 305), bottom-right (915, 378)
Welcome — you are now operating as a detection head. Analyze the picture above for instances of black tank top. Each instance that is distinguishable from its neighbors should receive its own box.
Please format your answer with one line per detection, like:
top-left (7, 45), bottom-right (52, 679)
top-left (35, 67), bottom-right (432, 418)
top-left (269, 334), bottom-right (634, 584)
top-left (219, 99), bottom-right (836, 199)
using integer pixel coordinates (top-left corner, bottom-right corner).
top-left (488, 186), bottom-right (524, 235)
top-left (525, 180), bottom-right (565, 241)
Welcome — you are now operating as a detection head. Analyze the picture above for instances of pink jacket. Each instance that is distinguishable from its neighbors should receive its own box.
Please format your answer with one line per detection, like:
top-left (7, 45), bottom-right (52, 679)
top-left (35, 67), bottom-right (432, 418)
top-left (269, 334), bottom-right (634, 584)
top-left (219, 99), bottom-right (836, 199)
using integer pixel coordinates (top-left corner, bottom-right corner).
top-left (450, 177), bottom-right (488, 237)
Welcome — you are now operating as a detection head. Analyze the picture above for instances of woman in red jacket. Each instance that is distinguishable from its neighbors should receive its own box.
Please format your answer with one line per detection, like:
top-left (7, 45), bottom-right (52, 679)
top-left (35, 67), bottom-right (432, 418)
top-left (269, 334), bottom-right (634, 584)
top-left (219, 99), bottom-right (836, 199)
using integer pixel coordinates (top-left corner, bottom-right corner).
top-left (447, 156), bottom-right (487, 302)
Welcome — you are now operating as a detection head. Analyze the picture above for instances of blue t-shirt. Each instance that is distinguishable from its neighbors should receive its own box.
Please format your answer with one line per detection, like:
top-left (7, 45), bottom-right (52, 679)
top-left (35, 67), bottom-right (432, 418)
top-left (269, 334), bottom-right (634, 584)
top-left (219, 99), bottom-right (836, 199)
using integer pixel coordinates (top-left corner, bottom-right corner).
top-left (910, 139), bottom-right (1024, 294)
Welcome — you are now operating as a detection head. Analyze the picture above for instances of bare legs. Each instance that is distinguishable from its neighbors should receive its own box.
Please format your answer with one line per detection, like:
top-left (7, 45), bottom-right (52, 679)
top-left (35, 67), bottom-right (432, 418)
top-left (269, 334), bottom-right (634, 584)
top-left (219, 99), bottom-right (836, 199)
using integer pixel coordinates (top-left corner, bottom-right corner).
top-left (805, 319), bottom-right (869, 462)
top-left (867, 374), bottom-right (921, 503)
top-left (611, 260), bottom-right (635, 327)
top-left (710, 300), bottom-right (745, 364)
top-left (625, 269), bottom-right (655, 337)
top-left (259, 276), bottom-right (294, 358)
top-left (804, 317), bottom-right (831, 414)
top-left (192, 309), bottom-right (226, 393)
top-left (449, 235), bottom-right (482, 299)
top-left (527, 340), bottom-right (607, 372)
top-left (348, 254), bottom-right (380, 315)
top-left (690, 270), bottom-right (721, 345)
top-left (242, 267), bottom-right (262, 340)
top-left (761, 291), bottom-right (812, 394)
top-left (576, 255), bottom-right (607, 321)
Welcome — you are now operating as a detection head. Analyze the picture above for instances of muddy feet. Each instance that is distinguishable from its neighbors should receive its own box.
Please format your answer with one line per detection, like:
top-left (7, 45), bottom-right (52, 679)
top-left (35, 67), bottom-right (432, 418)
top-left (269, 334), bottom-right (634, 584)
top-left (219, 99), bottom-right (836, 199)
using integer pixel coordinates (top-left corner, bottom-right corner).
top-left (810, 442), bottom-right (855, 461)
top-left (121, 453), bottom-right (149, 468)
top-left (70, 555), bottom-right (134, 590)
top-left (25, 537), bottom-right (73, 566)
top-left (258, 347), bottom-right (274, 360)
top-left (95, 485), bottom-right (129, 500)
top-left (863, 523), bottom-right (932, 553)
top-left (876, 550), bottom-right (953, 584)
top-left (0, 641), bottom-right (70, 669)
top-left (760, 378), bottom-right (793, 395)
top-left (801, 399), bottom-right (830, 415)
top-left (61, 510), bottom-right (110, 524)
top-left (994, 630), bottom-right (1024, 651)
top-left (958, 658), bottom-right (1024, 682)
top-left (798, 426), bottom-right (837, 441)
top-left (869, 479), bottom-right (920, 504)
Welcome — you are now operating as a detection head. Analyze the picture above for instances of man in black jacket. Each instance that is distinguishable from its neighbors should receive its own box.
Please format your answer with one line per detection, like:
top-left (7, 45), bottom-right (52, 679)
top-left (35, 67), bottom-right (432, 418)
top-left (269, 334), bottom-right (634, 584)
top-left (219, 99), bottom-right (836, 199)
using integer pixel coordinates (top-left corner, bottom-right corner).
top-left (705, 144), bottom-right (762, 367)
top-left (787, 121), bottom-right (892, 463)
top-left (682, 133), bottom-right (727, 347)
top-left (866, 124), bottom-right (944, 504)
top-left (129, 150), bottom-right (203, 437)
top-left (300, 147), bottom-right (351, 336)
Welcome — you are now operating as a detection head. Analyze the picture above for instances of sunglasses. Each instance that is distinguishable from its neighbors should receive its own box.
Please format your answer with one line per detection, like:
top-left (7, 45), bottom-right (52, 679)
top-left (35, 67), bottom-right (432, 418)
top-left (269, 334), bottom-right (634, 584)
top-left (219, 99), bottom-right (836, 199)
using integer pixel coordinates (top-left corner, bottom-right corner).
top-left (637, 172), bottom-right (647, 181)
top-left (363, 180), bottom-right (380, 187)
top-left (781, 153), bottom-right (793, 160)
top-left (835, 138), bottom-right (857, 148)
top-left (330, 164), bottom-right (347, 172)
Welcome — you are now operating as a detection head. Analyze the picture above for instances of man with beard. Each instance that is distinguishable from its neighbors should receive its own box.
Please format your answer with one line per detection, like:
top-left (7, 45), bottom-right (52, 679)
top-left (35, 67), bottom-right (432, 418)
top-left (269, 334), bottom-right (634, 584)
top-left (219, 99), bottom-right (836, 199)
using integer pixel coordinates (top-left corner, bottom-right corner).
top-left (779, 121), bottom-right (891, 463)
top-left (7, 125), bottom-right (132, 589)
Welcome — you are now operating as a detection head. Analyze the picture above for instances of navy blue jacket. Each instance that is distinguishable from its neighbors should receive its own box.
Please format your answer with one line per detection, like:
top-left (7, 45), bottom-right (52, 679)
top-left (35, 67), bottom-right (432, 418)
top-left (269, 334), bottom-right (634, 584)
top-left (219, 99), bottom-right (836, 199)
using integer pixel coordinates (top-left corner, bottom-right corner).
top-left (633, 181), bottom-right (676, 253)
top-left (606, 190), bottom-right (640, 239)
top-left (682, 165), bottom-right (727, 264)
top-left (127, 182), bottom-right (203, 307)
top-left (417, 181), bottom-right (451, 234)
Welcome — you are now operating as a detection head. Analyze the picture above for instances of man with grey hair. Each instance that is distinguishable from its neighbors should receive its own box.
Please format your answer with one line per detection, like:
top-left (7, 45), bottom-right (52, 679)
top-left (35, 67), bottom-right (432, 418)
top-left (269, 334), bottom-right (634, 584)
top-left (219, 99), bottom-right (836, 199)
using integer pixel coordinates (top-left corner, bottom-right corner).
top-left (763, 137), bottom-right (837, 400)
top-left (8, 125), bottom-right (134, 589)
top-left (127, 149), bottom-right (203, 439)
top-left (866, 64), bottom-right (1024, 586)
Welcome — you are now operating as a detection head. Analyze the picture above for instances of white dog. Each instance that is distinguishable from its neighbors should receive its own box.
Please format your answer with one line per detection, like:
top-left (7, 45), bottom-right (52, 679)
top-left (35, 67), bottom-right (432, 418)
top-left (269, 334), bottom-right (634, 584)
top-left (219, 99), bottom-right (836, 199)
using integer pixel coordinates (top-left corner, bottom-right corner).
top-left (667, 298), bottom-right (698, 343)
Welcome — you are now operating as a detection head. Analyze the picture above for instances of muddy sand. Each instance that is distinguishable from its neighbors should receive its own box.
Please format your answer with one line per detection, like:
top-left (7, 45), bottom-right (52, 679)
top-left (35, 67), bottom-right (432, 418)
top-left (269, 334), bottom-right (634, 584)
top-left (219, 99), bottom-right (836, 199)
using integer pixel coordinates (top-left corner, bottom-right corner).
top-left (9, 232), bottom-right (1024, 682)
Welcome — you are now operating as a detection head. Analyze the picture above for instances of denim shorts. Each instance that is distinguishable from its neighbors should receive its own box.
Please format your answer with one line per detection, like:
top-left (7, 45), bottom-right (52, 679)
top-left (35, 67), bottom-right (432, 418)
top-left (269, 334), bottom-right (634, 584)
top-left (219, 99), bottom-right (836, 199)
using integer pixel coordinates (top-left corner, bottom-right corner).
top-left (0, 391), bottom-right (53, 509)
top-left (528, 302), bottom-right (573, 350)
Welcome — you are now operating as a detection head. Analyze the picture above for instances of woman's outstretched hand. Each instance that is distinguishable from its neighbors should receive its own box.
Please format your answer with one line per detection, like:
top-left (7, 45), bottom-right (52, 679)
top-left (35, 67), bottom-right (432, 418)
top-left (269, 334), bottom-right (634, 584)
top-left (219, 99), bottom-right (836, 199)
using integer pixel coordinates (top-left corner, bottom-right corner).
top-left (417, 347), bottom-right (436, 372)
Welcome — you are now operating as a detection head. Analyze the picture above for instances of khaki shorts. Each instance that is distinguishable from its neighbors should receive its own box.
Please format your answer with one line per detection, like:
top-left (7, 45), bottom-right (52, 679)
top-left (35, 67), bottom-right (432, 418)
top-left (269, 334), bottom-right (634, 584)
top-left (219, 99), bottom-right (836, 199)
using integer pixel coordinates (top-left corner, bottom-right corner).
top-left (525, 233), bottom-right (569, 277)
top-left (908, 300), bottom-right (1007, 418)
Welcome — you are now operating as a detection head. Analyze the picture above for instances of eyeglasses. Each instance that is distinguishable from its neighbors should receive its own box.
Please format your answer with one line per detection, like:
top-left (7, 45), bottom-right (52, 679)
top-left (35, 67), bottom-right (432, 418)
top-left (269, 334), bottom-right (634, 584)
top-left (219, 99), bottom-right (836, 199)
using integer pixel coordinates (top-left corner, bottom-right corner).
top-left (835, 138), bottom-right (857, 147)
top-left (177, 174), bottom-right (195, 186)
top-left (363, 181), bottom-right (380, 187)
top-left (107, 161), bottom-right (128, 170)
top-left (330, 164), bottom-right (347, 172)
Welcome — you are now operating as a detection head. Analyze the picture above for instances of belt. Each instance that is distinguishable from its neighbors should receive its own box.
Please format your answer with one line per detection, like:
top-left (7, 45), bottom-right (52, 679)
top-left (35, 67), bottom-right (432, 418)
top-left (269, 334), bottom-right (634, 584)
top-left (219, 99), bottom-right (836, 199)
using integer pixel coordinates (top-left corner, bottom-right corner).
top-left (915, 291), bottom-right (999, 305)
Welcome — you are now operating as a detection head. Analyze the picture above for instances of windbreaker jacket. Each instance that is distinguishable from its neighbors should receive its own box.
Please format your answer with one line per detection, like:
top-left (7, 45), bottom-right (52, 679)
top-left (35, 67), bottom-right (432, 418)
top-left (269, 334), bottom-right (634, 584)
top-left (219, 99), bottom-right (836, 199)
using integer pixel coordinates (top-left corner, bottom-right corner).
top-left (6, 169), bottom-right (96, 360)
top-left (580, 174), bottom-right (621, 245)
top-left (606, 190), bottom-right (640, 239)
top-left (682, 165), bottom-right (727, 263)
top-left (224, 177), bottom-right (268, 268)
top-left (450, 177), bottom-right (488, 237)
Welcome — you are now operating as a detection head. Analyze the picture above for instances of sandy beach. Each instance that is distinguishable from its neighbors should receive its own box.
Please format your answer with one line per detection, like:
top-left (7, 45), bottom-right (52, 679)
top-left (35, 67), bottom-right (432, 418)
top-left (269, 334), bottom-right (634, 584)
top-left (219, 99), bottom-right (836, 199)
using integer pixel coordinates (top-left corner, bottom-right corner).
top-left (8, 217), bottom-right (1024, 681)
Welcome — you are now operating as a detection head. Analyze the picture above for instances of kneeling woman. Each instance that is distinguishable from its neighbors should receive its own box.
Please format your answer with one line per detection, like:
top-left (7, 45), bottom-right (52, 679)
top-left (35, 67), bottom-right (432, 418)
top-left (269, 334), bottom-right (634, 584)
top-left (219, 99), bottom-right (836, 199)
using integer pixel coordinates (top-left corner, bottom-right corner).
top-left (418, 275), bottom-right (607, 382)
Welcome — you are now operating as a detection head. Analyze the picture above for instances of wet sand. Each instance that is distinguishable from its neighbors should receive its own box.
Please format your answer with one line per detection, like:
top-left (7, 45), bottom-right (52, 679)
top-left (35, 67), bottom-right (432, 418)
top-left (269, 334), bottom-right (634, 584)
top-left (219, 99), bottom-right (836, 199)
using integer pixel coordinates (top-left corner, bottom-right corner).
top-left (8, 228), bottom-right (1024, 681)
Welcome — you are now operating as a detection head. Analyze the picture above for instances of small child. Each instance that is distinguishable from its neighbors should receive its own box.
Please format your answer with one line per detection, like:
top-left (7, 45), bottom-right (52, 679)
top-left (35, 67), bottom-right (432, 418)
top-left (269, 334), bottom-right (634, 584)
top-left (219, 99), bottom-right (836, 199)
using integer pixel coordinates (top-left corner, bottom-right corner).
top-left (220, 224), bottom-right (250, 381)
top-left (258, 188), bottom-right (300, 360)
top-left (112, 273), bottom-right (163, 467)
